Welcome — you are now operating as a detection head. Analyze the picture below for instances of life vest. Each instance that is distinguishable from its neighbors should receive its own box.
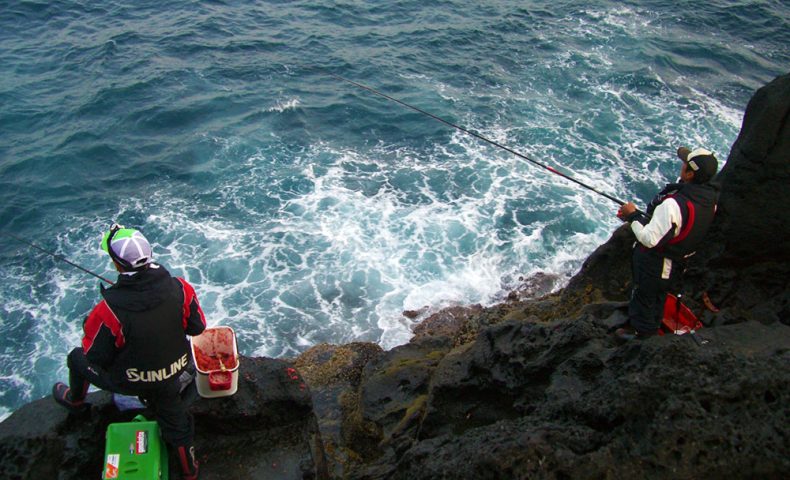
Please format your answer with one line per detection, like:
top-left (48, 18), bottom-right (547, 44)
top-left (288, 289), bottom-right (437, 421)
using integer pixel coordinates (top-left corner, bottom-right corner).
top-left (653, 183), bottom-right (719, 260)
top-left (101, 266), bottom-right (192, 391)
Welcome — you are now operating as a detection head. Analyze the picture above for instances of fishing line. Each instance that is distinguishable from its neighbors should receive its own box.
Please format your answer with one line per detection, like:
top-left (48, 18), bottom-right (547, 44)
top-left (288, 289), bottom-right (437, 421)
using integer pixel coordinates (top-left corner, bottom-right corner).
top-left (1, 231), bottom-right (115, 285)
top-left (330, 74), bottom-right (628, 207)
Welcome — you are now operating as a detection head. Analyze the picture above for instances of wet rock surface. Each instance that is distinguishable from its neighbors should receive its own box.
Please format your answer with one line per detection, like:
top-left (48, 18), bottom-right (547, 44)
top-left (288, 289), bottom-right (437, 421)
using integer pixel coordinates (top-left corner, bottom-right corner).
top-left (1, 75), bottom-right (788, 479)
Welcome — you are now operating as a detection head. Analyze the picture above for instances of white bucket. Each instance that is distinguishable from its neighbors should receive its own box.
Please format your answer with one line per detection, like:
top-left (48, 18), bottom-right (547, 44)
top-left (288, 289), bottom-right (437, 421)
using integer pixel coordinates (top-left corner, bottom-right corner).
top-left (190, 326), bottom-right (239, 398)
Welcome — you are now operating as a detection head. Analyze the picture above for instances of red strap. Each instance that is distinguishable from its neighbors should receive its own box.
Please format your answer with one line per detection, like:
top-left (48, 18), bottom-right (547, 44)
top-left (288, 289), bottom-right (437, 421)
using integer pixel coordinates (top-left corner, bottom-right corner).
top-left (668, 199), bottom-right (695, 245)
top-left (82, 300), bottom-right (125, 351)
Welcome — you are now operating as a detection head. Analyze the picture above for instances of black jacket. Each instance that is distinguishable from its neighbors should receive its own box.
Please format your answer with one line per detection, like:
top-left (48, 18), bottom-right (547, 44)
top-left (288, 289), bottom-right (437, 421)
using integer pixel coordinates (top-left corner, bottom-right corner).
top-left (81, 264), bottom-right (206, 391)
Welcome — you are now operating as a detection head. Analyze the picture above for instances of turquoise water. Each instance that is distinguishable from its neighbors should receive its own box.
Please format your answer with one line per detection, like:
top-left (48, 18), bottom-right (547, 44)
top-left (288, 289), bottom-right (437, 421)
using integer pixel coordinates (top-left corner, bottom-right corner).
top-left (0, 0), bottom-right (787, 420)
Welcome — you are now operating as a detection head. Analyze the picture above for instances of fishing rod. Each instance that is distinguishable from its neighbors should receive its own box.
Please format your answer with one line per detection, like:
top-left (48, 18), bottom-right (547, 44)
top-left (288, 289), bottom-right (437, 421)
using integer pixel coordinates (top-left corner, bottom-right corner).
top-left (330, 74), bottom-right (628, 207)
top-left (1, 231), bottom-right (115, 285)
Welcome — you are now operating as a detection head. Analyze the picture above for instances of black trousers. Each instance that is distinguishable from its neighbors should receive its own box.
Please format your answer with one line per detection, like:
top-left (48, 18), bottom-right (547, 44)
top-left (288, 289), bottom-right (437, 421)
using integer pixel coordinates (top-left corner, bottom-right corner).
top-left (628, 247), bottom-right (681, 334)
top-left (67, 347), bottom-right (195, 448)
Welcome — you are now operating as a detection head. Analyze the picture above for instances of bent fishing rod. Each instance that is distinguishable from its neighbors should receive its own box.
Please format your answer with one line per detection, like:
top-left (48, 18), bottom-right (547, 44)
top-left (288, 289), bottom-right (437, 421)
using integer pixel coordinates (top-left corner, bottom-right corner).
top-left (330, 74), bottom-right (628, 207)
top-left (1, 231), bottom-right (115, 285)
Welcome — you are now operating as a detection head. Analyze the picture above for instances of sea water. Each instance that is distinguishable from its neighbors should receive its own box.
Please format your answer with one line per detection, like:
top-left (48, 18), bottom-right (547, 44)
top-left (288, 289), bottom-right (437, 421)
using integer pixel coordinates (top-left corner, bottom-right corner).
top-left (0, 0), bottom-right (787, 420)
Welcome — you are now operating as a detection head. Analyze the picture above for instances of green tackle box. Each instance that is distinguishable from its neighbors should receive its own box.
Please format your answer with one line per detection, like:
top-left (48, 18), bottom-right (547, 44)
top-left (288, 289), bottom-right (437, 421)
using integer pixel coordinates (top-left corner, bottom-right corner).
top-left (103, 415), bottom-right (168, 480)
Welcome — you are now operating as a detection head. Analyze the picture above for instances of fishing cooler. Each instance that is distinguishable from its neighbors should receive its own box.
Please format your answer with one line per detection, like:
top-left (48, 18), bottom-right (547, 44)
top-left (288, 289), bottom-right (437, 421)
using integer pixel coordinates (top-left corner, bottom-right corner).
top-left (103, 414), bottom-right (168, 479)
top-left (190, 326), bottom-right (239, 398)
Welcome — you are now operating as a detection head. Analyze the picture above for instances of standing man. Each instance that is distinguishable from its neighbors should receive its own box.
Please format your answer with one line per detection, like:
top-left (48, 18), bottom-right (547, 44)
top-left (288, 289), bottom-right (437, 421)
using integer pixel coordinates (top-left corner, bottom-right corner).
top-left (615, 147), bottom-right (719, 340)
top-left (52, 224), bottom-right (205, 480)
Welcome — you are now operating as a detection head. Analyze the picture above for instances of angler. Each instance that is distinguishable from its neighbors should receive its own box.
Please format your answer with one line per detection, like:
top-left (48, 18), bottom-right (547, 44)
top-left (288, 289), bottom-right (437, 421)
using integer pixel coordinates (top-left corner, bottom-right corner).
top-left (615, 147), bottom-right (719, 340)
top-left (51, 224), bottom-right (206, 480)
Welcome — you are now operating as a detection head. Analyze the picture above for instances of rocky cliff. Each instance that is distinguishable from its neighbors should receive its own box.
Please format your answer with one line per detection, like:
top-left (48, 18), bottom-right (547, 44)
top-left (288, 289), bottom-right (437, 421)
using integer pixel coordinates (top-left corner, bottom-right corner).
top-left (1, 74), bottom-right (788, 480)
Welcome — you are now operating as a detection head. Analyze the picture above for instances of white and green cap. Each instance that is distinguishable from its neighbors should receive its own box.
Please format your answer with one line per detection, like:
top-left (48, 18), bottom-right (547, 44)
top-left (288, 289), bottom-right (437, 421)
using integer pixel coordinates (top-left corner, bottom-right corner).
top-left (100, 224), bottom-right (153, 270)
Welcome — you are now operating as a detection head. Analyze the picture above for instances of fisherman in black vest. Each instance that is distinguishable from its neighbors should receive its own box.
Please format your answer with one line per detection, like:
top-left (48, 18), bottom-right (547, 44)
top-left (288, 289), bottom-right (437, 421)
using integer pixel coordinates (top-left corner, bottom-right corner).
top-left (615, 146), bottom-right (719, 341)
top-left (52, 224), bottom-right (205, 480)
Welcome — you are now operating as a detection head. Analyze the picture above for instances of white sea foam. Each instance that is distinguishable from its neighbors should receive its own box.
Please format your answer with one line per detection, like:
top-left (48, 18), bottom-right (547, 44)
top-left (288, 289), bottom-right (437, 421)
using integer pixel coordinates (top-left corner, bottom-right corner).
top-left (266, 98), bottom-right (301, 113)
top-left (0, 231), bottom-right (105, 410)
top-left (0, 373), bottom-right (33, 397)
top-left (0, 69), bottom-right (741, 420)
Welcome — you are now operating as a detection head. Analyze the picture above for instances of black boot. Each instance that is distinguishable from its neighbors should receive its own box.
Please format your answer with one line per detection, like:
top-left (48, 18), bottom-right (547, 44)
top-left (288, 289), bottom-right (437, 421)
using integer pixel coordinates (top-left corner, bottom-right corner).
top-left (52, 382), bottom-right (89, 414)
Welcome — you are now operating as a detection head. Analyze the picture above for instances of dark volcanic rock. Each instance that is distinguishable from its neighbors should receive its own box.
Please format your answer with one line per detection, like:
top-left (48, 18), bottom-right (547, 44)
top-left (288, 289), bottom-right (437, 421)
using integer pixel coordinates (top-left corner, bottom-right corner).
top-left (0, 356), bottom-right (328, 480)
top-left (365, 319), bottom-right (790, 480)
top-left (711, 72), bottom-right (790, 264)
top-left (410, 305), bottom-right (484, 344)
top-left (562, 224), bottom-right (634, 303)
top-left (294, 342), bottom-right (384, 478)
top-left (360, 336), bottom-right (452, 445)
top-left (419, 319), bottom-right (605, 440)
top-left (191, 356), bottom-right (328, 479)
top-left (0, 390), bottom-right (117, 480)
top-left (684, 73), bottom-right (790, 323)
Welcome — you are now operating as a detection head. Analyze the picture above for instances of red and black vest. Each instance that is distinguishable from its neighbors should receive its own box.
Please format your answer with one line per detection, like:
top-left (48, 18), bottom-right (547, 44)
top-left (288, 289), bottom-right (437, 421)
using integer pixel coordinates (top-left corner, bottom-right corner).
top-left (650, 183), bottom-right (719, 260)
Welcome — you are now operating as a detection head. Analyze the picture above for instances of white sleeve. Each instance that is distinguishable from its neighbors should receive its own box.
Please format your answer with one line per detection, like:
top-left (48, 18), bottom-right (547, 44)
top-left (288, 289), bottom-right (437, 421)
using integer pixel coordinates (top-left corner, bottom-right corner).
top-left (630, 198), bottom-right (682, 248)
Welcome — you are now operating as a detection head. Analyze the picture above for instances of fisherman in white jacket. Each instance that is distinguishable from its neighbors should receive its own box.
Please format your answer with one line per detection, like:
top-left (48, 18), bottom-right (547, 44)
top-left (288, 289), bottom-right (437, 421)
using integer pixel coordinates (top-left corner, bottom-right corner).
top-left (615, 146), bottom-right (719, 340)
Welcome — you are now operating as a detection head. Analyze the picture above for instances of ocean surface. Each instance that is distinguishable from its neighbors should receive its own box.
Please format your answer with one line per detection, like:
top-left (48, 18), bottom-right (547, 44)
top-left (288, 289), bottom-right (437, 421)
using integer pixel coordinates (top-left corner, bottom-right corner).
top-left (0, 0), bottom-right (787, 421)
